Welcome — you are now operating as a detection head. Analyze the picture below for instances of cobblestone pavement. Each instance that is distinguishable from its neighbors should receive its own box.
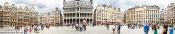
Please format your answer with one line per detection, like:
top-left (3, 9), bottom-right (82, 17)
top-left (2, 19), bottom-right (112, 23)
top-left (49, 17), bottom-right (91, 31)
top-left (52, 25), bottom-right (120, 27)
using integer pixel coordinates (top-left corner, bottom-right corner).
top-left (0, 27), bottom-right (23, 34)
top-left (1, 25), bottom-right (175, 34)
top-left (29, 25), bottom-right (154, 34)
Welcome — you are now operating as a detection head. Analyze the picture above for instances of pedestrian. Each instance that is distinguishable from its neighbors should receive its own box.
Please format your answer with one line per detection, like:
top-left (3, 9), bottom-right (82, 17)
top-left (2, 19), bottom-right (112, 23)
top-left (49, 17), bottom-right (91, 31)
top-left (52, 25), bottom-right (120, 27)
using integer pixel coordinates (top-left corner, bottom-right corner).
top-left (24, 27), bottom-right (28, 34)
top-left (46, 25), bottom-right (49, 29)
top-left (144, 24), bottom-right (149, 34)
top-left (157, 26), bottom-right (161, 34)
top-left (29, 26), bottom-right (33, 33)
top-left (82, 20), bottom-right (87, 30)
top-left (75, 24), bottom-right (79, 31)
top-left (72, 23), bottom-right (74, 28)
top-left (48, 24), bottom-right (50, 28)
top-left (162, 24), bottom-right (168, 34)
top-left (82, 23), bottom-right (87, 30)
top-left (15, 26), bottom-right (17, 30)
top-left (153, 25), bottom-right (157, 34)
top-left (106, 23), bottom-right (109, 30)
top-left (79, 24), bottom-right (83, 32)
top-left (20, 25), bottom-right (23, 29)
top-left (152, 24), bottom-right (154, 31)
top-left (129, 24), bottom-right (131, 29)
top-left (139, 24), bottom-right (141, 28)
top-left (112, 25), bottom-right (116, 34)
top-left (168, 25), bottom-right (173, 34)
top-left (34, 26), bottom-right (37, 33)
top-left (41, 24), bottom-right (44, 30)
top-left (117, 24), bottom-right (121, 34)
top-left (15, 25), bottom-right (20, 30)
top-left (127, 24), bottom-right (129, 28)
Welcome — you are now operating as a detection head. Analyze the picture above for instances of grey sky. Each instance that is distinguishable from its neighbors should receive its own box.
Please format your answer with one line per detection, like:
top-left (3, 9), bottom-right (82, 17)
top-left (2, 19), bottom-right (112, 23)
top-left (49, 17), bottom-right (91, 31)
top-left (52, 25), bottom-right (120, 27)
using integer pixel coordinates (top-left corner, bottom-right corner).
top-left (0, 0), bottom-right (174, 13)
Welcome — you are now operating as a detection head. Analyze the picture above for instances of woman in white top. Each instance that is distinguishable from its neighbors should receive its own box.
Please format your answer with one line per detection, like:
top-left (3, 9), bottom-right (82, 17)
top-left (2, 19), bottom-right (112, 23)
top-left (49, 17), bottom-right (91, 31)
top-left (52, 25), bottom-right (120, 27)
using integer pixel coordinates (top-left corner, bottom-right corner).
top-left (112, 25), bottom-right (116, 34)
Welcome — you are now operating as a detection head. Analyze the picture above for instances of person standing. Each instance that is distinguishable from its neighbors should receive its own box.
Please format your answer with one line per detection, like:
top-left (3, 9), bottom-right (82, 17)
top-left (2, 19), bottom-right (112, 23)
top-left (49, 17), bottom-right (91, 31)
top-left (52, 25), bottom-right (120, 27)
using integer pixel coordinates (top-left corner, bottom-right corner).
top-left (29, 26), bottom-right (33, 33)
top-left (162, 23), bottom-right (168, 34)
top-left (34, 26), bottom-right (37, 33)
top-left (48, 24), bottom-right (50, 28)
top-left (72, 23), bottom-right (74, 28)
top-left (24, 27), bottom-right (28, 34)
top-left (112, 25), bottom-right (116, 34)
top-left (117, 24), bottom-right (121, 34)
top-left (75, 24), bottom-right (79, 31)
top-left (82, 20), bottom-right (87, 30)
top-left (168, 25), bottom-right (173, 34)
top-left (106, 23), bottom-right (109, 30)
top-left (127, 24), bottom-right (130, 28)
top-left (79, 24), bottom-right (83, 32)
top-left (41, 24), bottom-right (44, 30)
top-left (144, 24), bottom-right (149, 34)
top-left (157, 26), bottom-right (161, 34)
top-left (153, 25), bottom-right (157, 34)
top-left (82, 24), bottom-right (87, 30)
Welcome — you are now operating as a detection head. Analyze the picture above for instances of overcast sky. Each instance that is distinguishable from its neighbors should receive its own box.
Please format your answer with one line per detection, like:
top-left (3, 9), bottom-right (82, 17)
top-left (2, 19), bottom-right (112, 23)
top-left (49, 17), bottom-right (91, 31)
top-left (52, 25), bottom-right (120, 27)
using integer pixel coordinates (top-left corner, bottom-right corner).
top-left (0, 0), bottom-right (175, 13)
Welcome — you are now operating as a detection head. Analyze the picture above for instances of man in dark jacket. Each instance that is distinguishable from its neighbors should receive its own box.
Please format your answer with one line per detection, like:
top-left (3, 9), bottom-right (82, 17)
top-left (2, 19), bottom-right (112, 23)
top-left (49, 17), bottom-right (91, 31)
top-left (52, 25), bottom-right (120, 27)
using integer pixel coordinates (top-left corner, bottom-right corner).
top-left (117, 24), bottom-right (121, 34)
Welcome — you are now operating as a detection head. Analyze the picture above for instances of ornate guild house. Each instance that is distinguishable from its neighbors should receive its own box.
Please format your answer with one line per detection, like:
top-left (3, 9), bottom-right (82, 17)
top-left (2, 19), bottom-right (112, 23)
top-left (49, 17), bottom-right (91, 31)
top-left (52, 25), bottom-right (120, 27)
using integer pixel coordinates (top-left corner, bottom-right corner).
top-left (63, 0), bottom-right (93, 25)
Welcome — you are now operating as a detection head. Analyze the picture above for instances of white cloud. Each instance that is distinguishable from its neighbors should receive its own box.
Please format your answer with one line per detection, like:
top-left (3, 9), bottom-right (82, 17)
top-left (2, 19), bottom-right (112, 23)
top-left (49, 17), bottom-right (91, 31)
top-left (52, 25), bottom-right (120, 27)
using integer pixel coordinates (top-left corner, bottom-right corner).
top-left (34, 0), bottom-right (63, 13)
top-left (0, 0), bottom-right (63, 13)
top-left (114, 0), bottom-right (175, 12)
top-left (0, 0), bottom-right (13, 4)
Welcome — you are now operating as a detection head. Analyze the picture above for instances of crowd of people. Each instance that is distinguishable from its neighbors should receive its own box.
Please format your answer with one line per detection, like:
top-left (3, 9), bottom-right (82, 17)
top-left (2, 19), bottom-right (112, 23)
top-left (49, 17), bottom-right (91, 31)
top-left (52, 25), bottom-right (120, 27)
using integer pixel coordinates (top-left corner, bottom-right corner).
top-left (72, 23), bottom-right (87, 32)
top-left (143, 23), bottom-right (174, 34)
top-left (127, 23), bottom-right (143, 29)
top-left (13, 24), bottom-right (51, 34)
top-left (109, 22), bottom-right (174, 34)
top-left (71, 20), bottom-right (88, 32)
top-left (0, 22), bottom-right (174, 34)
top-left (112, 23), bottom-right (122, 34)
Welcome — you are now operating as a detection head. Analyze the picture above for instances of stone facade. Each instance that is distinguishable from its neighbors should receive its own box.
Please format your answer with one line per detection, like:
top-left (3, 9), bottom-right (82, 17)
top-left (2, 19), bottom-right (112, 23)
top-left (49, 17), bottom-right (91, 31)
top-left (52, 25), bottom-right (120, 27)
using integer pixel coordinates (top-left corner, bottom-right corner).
top-left (126, 5), bottom-right (160, 23)
top-left (39, 8), bottom-right (61, 26)
top-left (164, 3), bottom-right (175, 24)
top-left (94, 4), bottom-right (123, 25)
top-left (63, 0), bottom-right (93, 25)
top-left (0, 2), bottom-right (38, 26)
